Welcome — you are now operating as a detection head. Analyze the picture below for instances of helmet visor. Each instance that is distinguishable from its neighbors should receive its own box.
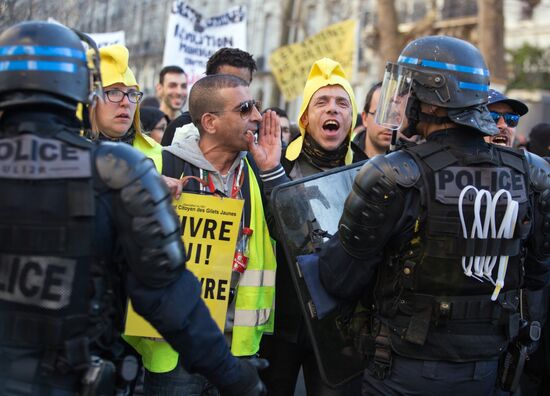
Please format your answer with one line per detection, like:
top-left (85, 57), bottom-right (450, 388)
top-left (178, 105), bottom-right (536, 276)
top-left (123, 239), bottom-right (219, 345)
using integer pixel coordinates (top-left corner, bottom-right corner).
top-left (375, 62), bottom-right (412, 130)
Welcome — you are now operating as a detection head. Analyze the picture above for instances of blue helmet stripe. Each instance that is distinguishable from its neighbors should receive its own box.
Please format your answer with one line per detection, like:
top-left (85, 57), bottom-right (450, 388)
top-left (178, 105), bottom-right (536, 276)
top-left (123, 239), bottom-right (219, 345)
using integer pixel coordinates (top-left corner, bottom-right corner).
top-left (0, 60), bottom-right (77, 73)
top-left (398, 56), bottom-right (420, 65)
top-left (398, 56), bottom-right (489, 76)
top-left (458, 81), bottom-right (489, 91)
top-left (0, 45), bottom-right (86, 61)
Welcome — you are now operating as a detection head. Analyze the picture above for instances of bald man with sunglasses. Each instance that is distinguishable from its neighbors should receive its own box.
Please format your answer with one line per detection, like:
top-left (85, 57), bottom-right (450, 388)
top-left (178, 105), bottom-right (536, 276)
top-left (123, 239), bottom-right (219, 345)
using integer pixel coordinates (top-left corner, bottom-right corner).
top-left (142, 74), bottom-right (286, 395)
top-left (484, 89), bottom-right (528, 147)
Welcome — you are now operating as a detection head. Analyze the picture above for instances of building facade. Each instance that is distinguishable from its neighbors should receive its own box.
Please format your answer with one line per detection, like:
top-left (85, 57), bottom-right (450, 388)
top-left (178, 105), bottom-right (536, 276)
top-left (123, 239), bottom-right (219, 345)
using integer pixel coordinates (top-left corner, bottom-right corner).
top-left (1, 0), bottom-right (549, 128)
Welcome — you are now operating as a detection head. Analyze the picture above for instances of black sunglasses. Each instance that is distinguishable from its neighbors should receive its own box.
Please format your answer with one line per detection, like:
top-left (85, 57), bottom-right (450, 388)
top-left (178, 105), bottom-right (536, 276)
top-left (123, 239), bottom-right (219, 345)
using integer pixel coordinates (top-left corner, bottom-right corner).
top-left (210, 99), bottom-right (261, 119)
top-left (490, 111), bottom-right (520, 127)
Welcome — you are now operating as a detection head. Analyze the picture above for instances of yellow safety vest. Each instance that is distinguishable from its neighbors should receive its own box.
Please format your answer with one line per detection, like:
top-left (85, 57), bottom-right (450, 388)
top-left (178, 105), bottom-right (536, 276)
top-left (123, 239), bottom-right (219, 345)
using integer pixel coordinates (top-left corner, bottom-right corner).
top-left (126, 159), bottom-right (277, 372)
top-left (132, 131), bottom-right (162, 172)
top-left (121, 130), bottom-right (170, 371)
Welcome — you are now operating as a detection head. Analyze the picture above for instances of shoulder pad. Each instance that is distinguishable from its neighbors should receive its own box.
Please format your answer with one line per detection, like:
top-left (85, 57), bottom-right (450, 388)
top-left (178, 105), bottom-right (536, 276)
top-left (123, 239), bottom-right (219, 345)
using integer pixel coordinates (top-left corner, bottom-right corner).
top-left (525, 151), bottom-right (550, 192)
top-left (95, 141), bottom-right (157, 189)
top-left (378, 150), bottom-right (420, 188)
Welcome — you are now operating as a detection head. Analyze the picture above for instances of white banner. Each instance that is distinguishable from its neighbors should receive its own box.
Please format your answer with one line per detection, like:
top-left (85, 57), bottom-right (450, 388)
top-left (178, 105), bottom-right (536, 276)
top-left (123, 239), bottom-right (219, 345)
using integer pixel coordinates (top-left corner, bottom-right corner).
top-left (162, 1), bottom-right (247, 87)
top-left (88, 31), bottom-right (126, 48)
top-left (46, 18), bottom-right (125, 48)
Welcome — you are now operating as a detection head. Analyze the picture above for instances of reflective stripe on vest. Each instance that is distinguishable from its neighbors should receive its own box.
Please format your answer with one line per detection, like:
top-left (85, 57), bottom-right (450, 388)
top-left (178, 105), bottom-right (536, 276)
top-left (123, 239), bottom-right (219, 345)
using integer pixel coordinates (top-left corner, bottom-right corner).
top-left (234, 307), bottom-right (272, 327)
top-left (239, 269), bottom-right (276, 287)
top-left (231, 158), bottom-right (277, 356)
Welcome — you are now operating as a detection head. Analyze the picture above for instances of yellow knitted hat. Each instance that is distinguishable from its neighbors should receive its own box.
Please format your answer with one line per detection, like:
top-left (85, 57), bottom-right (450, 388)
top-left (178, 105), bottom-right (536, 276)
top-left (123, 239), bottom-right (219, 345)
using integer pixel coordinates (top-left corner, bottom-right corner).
top-left (285, 58), bottom-right (357, 163)
top-left (97, 44), bottom-right (139, 89)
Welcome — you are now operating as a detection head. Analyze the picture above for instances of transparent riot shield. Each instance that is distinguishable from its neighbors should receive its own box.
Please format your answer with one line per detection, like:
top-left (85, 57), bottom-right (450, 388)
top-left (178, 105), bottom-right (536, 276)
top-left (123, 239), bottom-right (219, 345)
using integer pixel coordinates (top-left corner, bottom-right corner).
top-left (270, 161), bottom-right (369, 388)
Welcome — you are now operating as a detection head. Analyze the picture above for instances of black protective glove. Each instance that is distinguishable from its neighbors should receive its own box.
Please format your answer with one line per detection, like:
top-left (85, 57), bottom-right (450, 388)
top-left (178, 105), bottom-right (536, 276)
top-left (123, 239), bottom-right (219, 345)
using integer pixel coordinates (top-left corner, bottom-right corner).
top-left (219, 356), bottom-right (268, 396)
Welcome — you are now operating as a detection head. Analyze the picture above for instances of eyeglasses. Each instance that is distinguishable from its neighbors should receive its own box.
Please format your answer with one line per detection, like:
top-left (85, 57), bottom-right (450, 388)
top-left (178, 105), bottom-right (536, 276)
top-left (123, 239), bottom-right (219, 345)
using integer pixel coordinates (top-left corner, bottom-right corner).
top-left (104, 89), bottom-right (144, 104)
top-left (490, 111), bottom-right (520, 127)
top-left (210, 99), bottom-right (261, 119)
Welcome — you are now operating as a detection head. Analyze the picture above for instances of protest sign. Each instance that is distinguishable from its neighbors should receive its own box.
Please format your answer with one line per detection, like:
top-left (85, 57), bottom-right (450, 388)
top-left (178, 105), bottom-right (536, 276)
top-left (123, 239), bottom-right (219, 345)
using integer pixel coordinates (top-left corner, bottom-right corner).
top-left (88, 31), bottom-right (126, 48)
top-left (124, 193), bottom-right (244, 337)
top-left (162, 0), bottom-right (247, 87)
top-left (269, 19), bottom-right (357, 101)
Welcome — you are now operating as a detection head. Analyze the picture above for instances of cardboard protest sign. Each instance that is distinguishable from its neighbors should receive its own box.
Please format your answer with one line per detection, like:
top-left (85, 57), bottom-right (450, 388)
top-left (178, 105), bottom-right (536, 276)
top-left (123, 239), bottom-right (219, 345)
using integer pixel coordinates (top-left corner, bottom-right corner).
top-left (124, 193), bottom-right (244, 337)
top-left (269, 19), bottom-right (357, 101)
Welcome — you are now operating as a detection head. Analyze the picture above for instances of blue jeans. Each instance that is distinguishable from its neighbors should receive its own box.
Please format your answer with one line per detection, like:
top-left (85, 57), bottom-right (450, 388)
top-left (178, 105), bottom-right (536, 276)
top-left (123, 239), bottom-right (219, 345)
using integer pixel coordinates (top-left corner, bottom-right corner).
top-left (362, 355), bottom-right (502, 396)
top-left (144, 363), bottom-right (219, 396)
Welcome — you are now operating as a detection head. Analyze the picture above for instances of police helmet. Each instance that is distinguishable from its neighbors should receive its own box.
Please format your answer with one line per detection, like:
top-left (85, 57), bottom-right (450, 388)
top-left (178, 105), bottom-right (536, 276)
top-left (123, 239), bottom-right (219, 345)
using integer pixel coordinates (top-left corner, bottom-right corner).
top-left (377, 35), bottom-right (498, 135)
top-left (0, 21), bottom-right (100, 111)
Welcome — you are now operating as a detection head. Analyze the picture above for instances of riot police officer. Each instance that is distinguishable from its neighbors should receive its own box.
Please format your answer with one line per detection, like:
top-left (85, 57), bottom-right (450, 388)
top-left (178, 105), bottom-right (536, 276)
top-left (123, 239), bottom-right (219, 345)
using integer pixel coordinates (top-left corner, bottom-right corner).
top-left (0, 21), bottom-right (264, 395)
top-left (319, 35), bottom-right (550, 394)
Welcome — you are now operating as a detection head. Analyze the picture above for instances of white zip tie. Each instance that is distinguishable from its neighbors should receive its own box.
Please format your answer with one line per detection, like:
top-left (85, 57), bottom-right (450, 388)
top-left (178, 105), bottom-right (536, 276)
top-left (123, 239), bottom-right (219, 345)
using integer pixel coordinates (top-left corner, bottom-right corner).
top-left (459, 186), bottom-right (478, 278)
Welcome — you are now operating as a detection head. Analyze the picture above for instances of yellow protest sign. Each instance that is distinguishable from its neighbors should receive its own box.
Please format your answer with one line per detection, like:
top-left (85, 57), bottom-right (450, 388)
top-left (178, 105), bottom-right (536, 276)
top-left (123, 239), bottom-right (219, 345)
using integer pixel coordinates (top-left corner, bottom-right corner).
top-left (269, 19), bottom-right (357, 101)
top-left (124, 193), bottom-right (244, 337)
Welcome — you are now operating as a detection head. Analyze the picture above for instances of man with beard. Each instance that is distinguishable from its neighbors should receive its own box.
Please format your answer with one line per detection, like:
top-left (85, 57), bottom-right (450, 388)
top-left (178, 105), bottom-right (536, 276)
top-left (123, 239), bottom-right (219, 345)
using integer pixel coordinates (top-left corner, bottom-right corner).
top-left (259, 57), bottom-right (361, 395)
top-left (484, 89), bottom-right (528, 147)
top-left (352, 82), bottom-right (390, 161)
top-left (156, 65), bottom-right (188, 120)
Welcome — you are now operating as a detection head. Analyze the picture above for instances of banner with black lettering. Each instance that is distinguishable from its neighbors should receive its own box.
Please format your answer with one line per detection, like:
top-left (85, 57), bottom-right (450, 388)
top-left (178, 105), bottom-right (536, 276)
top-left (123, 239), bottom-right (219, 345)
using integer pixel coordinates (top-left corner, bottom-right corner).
top-left (125, 194), bottom-right (244, 337)
top-left (162, 0), bottom-right (247, 87)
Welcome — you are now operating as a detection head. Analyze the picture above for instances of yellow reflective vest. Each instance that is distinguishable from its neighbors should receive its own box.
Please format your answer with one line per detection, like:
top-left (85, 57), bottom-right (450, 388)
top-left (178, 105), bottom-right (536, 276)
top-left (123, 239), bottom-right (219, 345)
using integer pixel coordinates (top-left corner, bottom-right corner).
top-left (126, 158), bottom-right (277, 373)
top-left (132, 131), bottom-right (162, 172)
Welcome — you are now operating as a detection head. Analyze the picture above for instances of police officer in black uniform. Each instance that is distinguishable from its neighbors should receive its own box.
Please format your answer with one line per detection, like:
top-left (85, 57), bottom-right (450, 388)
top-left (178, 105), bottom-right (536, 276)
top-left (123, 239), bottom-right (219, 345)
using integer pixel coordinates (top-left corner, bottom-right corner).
top-left (318, 35), bottom-right (550, 395)
top-left (0, 21), bottom-right (265, 396)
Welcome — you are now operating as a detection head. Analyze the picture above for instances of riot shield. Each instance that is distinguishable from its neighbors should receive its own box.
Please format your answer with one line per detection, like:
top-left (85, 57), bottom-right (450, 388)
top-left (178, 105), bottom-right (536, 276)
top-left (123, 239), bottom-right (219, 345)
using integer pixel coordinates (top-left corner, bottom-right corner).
top-left (271, 161), bottom-right (369, 388)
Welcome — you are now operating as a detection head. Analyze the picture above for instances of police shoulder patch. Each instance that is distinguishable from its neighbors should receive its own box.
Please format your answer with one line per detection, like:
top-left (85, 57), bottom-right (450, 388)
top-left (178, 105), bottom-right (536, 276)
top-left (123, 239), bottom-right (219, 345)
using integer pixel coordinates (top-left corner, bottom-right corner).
top-left (0, 134), bottom-right (91, 179)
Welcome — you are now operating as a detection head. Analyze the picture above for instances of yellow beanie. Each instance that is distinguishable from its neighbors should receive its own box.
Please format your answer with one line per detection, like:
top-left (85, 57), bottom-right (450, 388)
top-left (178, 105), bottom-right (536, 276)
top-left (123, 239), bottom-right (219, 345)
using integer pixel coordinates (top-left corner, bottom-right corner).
top-left (92, 44), bottom-right (141, 134)
top-left (285, 58), bottom-right (357, 164)
top-left (97, 44), bottom-right (139, 89)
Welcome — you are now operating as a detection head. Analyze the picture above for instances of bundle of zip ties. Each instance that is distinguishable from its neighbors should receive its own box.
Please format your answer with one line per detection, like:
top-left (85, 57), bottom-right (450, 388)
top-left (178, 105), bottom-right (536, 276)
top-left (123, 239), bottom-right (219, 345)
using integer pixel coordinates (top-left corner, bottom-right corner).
top-left (458, 186), bottom-right (519, 301)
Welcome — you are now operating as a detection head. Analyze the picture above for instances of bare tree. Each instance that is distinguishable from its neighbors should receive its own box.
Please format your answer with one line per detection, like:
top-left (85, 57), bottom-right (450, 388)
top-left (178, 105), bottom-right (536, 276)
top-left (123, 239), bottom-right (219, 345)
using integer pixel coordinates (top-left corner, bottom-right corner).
top-left (373, 0), bottom-right (437, 78)
top-left (478, 0), bottom-right (506, 84)
top-left (376, 0), bottom-right (401, 73)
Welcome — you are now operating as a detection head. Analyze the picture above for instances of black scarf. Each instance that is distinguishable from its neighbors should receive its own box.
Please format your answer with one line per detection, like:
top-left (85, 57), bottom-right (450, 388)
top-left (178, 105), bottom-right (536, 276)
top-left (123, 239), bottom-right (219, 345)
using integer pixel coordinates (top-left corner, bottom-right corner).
top-left (301, 132), bottom-right (349, 169)
top-left (97, 126), bottom-right (136, 145)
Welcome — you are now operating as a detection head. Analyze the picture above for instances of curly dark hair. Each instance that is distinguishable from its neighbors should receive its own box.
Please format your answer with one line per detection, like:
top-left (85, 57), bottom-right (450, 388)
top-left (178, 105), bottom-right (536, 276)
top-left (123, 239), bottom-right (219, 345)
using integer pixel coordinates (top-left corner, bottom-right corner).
top-left (206, 48), bottom-right (257, 77)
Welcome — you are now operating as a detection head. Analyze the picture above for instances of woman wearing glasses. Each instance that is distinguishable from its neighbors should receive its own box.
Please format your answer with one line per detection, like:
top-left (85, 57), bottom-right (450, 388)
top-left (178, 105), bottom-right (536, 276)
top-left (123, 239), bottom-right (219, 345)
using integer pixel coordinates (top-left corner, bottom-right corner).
top-left (89, 44), bottom-right (163, 171)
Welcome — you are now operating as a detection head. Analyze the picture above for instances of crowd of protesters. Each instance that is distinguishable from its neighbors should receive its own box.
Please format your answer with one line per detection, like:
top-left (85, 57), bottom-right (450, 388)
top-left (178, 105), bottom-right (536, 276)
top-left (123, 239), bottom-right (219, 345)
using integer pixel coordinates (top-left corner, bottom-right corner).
top-left (1, 19), bottom-right (550, 396)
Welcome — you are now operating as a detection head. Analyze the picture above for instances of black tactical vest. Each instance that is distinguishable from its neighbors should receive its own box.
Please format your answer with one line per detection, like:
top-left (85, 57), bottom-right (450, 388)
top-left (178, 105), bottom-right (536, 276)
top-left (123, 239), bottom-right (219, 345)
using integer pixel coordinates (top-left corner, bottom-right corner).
top-left (0, 128), bottom-right (117, 388)
top-left (376, 140), bottom-right (532, 362)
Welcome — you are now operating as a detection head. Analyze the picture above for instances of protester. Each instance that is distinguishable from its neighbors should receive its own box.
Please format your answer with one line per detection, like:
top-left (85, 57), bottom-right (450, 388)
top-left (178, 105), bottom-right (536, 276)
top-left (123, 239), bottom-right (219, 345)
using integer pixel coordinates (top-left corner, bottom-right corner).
top-left (136, 74), bottom-right (287, 394)
top-left (260, 57), bottom-right (361, 396)
top-left (140, 106), bottom-right (169, 144)
top-left (526, 123), bottom-right (550, 158)
top-left (351, 82), bottom-right (389, 161)
top-left (206, 47), bottom-right (258, 83)
top-left (88, 44), bottom-right (162, 169)
top-left (160, 47), bottom-right (258, 147)
top-left (318, 35), bottom-right (550, 395)
top-left (484, 88), bottom-right (529, 147)
top-left (156, 65), bottom-right (188, 120)
top-left (264, 107), bottom-right (291, 148)
top-left (0, 20), bottom-right (265, 396)
top-left (87, 44), bottom-right (184, 199)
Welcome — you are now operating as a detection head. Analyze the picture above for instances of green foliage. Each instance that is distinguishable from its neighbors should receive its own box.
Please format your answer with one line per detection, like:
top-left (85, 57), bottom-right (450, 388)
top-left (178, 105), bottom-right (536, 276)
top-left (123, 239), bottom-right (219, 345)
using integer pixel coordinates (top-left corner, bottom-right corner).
top-left (507, 43), bottom-right (550, 90)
